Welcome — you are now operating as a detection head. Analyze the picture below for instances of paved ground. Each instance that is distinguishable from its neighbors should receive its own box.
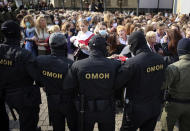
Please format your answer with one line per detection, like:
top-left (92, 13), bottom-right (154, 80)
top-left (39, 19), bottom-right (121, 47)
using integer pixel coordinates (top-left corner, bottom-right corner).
top-left (8, 89), bottom-right (178, 131)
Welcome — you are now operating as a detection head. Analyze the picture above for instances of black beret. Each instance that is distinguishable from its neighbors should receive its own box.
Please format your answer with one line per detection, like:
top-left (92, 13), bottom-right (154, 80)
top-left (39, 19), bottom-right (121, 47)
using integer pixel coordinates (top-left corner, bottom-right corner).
top-left (89, 35), bottom-right (107, 50)
top-left (177, 38), bottom-right (190, 56)
top-left (49, 32), bottom-right (67, 49)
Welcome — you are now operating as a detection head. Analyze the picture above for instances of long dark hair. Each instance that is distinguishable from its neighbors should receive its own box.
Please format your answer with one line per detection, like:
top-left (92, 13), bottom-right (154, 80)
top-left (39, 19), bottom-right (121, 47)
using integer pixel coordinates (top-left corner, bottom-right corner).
top-left (107, 33), bottom-right (118, 55)
top-left (167, 29), bottom-right (182, 55)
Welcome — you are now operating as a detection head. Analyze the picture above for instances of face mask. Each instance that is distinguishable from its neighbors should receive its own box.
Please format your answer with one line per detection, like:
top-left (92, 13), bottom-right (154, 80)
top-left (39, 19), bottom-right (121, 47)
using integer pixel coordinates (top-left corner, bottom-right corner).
top-left (62, 19), bottom-right (65, 23)
top-left (55, 21), bottom-right (59, 25)
top-left (113, 23), bottom-right (117, 28)
top-left (99, 30), bottom-right (107, 36)
top-left (26, 22), bottom-right (31, 28)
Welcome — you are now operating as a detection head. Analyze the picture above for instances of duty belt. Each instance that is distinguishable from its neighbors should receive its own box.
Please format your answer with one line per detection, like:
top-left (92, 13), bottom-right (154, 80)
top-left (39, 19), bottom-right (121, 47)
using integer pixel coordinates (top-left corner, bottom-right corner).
top-left (168, 97), bottom-right (190, 104)
top-left (86, 99), bottom-right (113, 112)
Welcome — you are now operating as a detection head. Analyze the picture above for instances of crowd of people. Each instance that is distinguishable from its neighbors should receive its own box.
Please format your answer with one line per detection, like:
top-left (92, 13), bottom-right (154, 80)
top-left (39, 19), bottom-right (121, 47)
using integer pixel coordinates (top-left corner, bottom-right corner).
top-left (1, 2), bottom-right (190, 131)
top-left (1, 8), bottom-right (189, 60)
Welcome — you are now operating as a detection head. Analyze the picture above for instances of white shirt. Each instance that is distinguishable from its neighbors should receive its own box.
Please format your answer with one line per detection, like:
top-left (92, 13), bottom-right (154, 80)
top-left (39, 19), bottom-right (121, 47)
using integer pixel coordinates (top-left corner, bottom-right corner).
top-left (35, 28), bottom-right (49, 51)
top-left (120, 45), bottom-right (130, 55)
top-left (35, 28), bottom-right (49, 40)
top-left (73, 31), bottom-right (93, 55)
top-left (120, 45), bottom-right (134, 57)
top-left (119, 36), bottom-right (128, 45)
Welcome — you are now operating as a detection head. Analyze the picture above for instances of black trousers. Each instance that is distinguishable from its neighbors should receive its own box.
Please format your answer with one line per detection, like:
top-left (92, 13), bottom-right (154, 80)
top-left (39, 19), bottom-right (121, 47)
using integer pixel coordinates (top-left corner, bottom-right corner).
top-left (16, 106), bottom-right (40, 131)
top-left (82, 106), bottom-right (115, 131)
top-left (125, 100), bottom-right (161, 131)
top-left (47, 95), bottom-right (77, 131)
top-left (129, 115), bottom-right (159, 131)
top-left (0, 100), bottom-right (9, 131)
top-left (51, 105), bottom-right (77, 131)
top-left (5, 89), bottom-right (40, 131)
top-left (84, 120), bottom-right (115, 131)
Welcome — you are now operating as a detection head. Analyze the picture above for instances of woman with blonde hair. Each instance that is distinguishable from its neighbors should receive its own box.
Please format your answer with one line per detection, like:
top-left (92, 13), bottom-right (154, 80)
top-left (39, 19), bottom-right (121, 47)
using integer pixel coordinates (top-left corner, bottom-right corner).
top-left (117, 25), bottom-right (128, 45)
top-left (35, 15), bottom-right (50, 55)
top-left (48, 25), bottom-right (60, 34)
top-left (42, 25), bottom-right (61, 54)
top-left (21, 15), bottom-right (38, 56)
top-left (104, 13), bottom-right (113, 30)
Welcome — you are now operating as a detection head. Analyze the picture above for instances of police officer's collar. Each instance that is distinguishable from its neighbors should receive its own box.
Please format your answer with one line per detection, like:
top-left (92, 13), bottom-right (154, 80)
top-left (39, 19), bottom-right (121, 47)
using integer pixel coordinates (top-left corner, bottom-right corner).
top-left (179, 54), bottom-right (190, 60)
top-left (89, 50), bottom-right (106, 58)
top-left (134, 47), bottom-right (151, 55)
top-left (3, 38), bottom-right (20, 46)
top-left (51, 49), bottom-right (67, 57)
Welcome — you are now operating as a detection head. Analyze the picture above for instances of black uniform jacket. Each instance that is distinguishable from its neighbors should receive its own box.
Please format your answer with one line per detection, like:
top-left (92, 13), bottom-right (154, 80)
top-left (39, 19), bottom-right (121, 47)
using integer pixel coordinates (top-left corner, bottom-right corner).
top-left (0, 41), bottom-right (41, 107)
top-left (116, 49), bottom-right (166, 105)
top-left (0, 42), bottom-right (37, 90)
top-left (64, 50), bottom-right (121, 100)
top-left (36, 54), bottom-right (73, 95)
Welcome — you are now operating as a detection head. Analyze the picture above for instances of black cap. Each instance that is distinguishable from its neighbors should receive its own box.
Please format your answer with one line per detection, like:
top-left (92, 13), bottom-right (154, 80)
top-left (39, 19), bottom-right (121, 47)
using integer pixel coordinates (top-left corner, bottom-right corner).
top-left (49, 32), bottom-right (67, 50)
top-left (89, 35), bottom-right (107, 50)
top-left (1, 20), bottom-right (22, 38)
top-left (177, 38), bottom-right (190, 56)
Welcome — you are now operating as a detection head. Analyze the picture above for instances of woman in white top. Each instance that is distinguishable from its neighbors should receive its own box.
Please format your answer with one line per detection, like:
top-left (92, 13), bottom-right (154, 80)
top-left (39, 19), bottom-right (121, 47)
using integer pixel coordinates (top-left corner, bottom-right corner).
top-left (71, 19), bottom-right (94, 60)
top-left (35, 15), bottom-right (50, 55)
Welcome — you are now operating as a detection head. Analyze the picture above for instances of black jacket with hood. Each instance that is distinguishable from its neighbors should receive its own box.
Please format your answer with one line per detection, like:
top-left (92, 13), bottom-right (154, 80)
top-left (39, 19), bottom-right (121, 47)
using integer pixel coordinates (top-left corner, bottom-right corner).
top-left (115, 31), bottom-right (166, 125)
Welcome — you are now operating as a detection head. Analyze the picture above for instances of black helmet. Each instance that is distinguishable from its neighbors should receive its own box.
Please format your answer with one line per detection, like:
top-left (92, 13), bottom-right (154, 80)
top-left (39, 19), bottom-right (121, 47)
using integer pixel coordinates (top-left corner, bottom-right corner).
top-left (1, 20), bottom-right (21, 39)
top-left (177, 38), bottom-right (190, 56)
top-left (89, 34), bottom-right (107, 55)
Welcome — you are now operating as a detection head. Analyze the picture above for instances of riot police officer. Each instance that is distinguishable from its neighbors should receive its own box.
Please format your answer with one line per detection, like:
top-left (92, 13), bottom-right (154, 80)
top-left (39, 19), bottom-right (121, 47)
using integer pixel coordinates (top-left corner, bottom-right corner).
top-left (0, 20), bottom-right (41, 131)
top-left (36, 33), bottom-right (77, 131)
top-left (64, 35), bottom-right (121, 131)
top-left (161, 38), bottom-right (190, 131)
top-left (0, 89), bottom-right (9, 131)
top-left (116, 31), bottom-right (166, 131)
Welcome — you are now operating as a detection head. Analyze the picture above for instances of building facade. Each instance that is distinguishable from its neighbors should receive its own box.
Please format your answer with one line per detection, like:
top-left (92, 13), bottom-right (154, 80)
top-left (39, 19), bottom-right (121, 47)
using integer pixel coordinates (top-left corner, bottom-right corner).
top-left (52, 0), bottom-right (137, 10)
top-left (7, 0), bottom-right (174, 13)
top-left (51, 0), bottom-right (172, 13)
top-left (173, 0), bottom-right (190, 14)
